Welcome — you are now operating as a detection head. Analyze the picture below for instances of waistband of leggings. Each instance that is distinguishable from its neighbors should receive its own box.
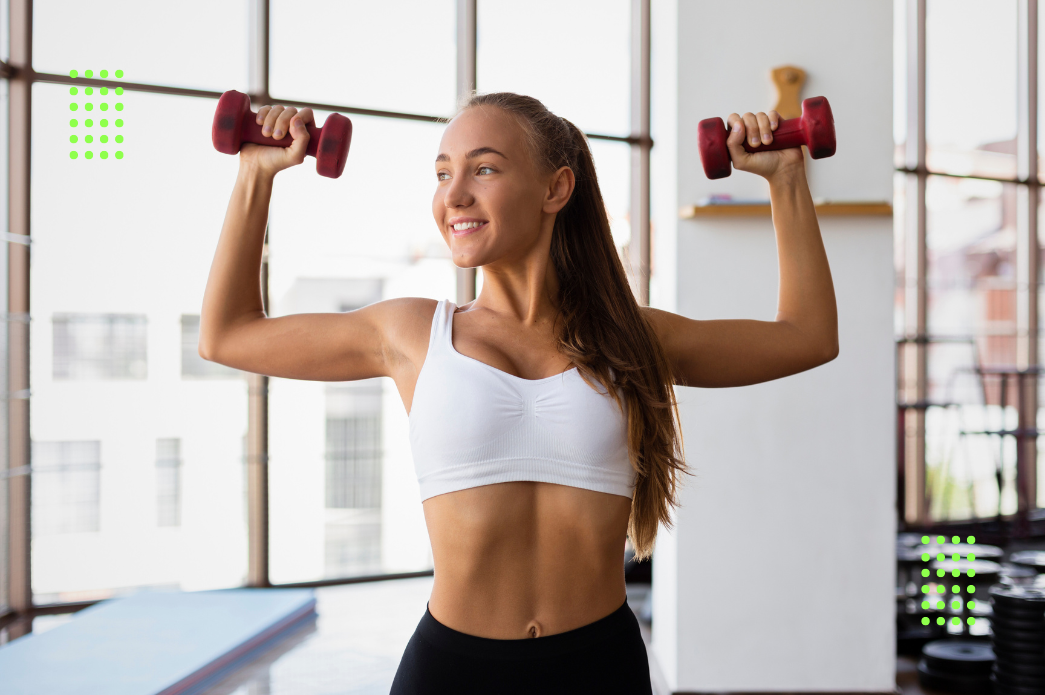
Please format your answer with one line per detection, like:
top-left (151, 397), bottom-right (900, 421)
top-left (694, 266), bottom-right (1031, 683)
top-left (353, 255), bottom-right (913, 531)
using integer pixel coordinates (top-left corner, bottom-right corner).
top-left (416, 599), bottom-right (637, 660)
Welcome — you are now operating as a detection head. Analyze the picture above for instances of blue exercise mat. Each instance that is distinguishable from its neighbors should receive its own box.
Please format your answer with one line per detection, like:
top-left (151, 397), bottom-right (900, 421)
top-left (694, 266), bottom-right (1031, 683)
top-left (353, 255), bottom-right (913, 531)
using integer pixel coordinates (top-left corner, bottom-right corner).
top-left (0, 588), bottom-right (316, 695)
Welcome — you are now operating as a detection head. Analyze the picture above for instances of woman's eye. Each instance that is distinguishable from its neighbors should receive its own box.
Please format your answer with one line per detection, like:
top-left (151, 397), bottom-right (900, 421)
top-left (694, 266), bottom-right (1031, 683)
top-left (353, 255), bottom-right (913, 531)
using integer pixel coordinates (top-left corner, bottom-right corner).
top-left (477, 166), bottom-right (495, 175)
top-left (437, 172), bottom-right (450, 181)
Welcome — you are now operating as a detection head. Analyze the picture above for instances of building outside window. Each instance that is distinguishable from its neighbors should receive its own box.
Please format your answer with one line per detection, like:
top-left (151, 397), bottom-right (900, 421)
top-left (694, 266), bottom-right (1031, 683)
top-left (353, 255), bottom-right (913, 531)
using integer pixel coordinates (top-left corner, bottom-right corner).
top-left (156, 439), bottom-right (182, 528)
top-left (52, 314), bottom-right (147, 380)
top-left (31, 441), bottom-right (101, 536)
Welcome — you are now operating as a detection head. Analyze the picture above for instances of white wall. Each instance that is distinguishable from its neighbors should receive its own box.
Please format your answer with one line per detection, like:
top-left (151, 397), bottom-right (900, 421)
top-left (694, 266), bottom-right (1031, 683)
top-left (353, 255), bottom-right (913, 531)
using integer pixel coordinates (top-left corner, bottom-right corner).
top-left (651, 1), bottom-right (896, 691)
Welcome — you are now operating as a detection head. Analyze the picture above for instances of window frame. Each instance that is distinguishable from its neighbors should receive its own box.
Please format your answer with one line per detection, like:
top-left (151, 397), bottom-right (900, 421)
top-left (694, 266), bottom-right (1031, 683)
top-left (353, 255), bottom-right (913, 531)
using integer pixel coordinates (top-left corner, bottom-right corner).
top-left (897, 0), bottom-right (1043, 532)
top-left (0, 0), bottom-right (652, 627)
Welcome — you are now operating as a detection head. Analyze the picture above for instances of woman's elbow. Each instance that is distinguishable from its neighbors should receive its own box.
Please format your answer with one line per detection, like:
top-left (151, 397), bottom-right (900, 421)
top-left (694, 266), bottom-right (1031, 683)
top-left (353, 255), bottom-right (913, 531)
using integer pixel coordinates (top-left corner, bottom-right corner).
top-left (819, 335), bottom-right (840, 365)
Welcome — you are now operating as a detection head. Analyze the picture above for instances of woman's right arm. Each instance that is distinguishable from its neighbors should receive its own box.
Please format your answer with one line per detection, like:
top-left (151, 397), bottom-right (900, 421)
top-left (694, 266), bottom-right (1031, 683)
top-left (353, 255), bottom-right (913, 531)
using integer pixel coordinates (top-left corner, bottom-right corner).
top-left (198, 105), bottom-right (398, 382)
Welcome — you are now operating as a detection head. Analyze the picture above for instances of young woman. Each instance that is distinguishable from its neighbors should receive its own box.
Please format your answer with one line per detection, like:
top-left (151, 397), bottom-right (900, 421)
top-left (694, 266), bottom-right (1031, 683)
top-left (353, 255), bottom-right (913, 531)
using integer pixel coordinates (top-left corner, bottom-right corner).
top-left (200, 92), bottom-right (837, 694)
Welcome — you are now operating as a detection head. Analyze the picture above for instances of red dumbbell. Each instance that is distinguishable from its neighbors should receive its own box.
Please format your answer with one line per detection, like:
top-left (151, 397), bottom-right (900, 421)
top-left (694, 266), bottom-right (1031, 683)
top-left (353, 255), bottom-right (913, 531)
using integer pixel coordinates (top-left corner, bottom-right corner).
top-left (212, 90), bottom-right (353, 179)
top-left (697, 96), bottom-right (836, 180)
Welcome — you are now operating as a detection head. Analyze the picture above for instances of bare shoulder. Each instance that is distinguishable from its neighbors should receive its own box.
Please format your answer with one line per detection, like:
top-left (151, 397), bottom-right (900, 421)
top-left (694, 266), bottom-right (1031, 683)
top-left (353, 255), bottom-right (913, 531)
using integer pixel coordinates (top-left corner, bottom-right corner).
top-left (638, 306), bottom-right (678, 343)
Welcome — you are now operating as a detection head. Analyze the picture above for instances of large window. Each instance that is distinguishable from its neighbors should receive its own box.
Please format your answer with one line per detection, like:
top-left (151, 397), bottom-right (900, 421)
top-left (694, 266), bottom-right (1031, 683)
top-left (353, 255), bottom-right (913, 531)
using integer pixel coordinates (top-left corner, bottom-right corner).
top-left (1, 1), bottom-right (648, 612)
top-left (897, 0), bottom-right (1044, 524)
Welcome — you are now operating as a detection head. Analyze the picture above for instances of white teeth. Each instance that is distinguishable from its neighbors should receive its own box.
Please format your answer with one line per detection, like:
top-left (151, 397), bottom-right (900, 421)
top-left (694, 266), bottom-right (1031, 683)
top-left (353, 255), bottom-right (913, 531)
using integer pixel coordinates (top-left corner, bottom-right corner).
top-left (453, 221), bottom-right (484, 231)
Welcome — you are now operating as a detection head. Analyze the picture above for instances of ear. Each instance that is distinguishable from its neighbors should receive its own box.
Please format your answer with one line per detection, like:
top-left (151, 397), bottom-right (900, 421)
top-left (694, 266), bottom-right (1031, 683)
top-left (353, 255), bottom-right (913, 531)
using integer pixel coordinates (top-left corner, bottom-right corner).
top-left (542, 166), bottom-right (576, 214)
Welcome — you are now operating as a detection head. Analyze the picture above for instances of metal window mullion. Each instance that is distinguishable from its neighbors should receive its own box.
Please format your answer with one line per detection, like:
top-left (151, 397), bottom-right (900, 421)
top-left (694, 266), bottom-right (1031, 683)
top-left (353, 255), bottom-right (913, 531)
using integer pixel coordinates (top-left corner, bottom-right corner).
top-left (629, 0), bottom-right (651, 306)
top-left (5, 0), bottom-right (30, 631)
top-left (1016, 0), bottom-right (1039, 513)
top-left (455, 0), bottom-right (477, 307)
top-left (245, 0), bottom-right (270, 588)
top-left (903, 0), bottom-right (928, 526)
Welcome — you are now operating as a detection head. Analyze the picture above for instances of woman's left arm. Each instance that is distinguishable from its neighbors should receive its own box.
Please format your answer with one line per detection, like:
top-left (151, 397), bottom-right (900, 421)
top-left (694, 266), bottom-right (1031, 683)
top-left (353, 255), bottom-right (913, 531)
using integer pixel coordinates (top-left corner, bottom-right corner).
top-left (645, 109), bottom-right (838, 388)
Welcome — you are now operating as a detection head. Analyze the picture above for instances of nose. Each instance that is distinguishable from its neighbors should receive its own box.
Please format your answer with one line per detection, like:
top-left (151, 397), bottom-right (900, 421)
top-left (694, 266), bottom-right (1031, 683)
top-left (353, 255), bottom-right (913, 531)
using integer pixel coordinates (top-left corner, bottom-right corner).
top-left (444, 171), bottom-right (474, 209)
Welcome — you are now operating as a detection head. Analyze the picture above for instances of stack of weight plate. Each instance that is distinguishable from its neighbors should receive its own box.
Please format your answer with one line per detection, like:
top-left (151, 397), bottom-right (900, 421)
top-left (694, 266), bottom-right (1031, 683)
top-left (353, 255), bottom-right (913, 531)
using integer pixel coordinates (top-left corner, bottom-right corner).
top-left (917, 639), bottom-right (995, 693)
top-left (988, 584), bottom-right (1045, 695)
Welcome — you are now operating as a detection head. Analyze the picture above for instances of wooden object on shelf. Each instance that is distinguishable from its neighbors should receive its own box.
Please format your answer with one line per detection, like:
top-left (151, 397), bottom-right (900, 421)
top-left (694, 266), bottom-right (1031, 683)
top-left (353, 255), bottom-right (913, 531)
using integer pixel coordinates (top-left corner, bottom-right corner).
top-left (771, 65), bottom-right (807, 119)
top-left (679, 201), bottom-right (893, 219)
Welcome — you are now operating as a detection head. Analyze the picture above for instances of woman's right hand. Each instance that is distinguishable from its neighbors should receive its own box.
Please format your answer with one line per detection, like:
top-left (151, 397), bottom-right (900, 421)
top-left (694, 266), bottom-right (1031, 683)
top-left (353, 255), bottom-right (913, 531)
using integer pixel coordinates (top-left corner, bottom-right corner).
top-left (239, 104), bottom-right (314, 176)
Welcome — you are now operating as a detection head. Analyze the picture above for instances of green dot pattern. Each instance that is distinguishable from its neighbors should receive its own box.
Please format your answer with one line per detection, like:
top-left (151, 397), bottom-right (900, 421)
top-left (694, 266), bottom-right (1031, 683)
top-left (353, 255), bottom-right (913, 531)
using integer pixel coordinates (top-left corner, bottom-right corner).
top-left (69, 69), bottom-right (124, 162)
top-left (916, 534), bottom-right (983, 636)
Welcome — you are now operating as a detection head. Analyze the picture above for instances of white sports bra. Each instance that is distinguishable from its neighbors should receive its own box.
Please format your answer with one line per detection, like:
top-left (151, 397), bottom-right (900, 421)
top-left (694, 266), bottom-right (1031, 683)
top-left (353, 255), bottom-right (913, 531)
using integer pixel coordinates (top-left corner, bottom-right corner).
top-left (409, 299), bottom-right (636, 502)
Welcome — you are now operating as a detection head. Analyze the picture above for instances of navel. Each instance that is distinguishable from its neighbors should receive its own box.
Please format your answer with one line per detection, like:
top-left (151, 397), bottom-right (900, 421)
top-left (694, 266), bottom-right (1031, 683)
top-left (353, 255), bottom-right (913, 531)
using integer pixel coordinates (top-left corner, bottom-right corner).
top-left (527, 621), bottom-right (541, 638)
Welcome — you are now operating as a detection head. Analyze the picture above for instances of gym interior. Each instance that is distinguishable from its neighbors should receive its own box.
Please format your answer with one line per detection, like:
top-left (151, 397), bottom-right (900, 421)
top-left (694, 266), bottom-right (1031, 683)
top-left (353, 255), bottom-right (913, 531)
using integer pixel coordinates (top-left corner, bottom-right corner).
top-left (0, 1), bottom-right (1044, 694)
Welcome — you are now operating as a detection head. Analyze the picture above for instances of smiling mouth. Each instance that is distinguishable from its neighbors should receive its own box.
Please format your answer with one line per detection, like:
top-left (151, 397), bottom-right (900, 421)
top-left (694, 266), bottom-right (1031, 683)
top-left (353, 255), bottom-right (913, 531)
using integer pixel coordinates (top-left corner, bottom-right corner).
top-left (451, 221), bottom-right (488, 237)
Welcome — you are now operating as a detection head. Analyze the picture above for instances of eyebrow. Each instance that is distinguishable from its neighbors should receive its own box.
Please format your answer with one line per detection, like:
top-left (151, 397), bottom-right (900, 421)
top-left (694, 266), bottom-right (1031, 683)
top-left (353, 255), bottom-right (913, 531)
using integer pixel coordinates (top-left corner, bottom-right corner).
top-left (435, 146), bottom-right (509, 163)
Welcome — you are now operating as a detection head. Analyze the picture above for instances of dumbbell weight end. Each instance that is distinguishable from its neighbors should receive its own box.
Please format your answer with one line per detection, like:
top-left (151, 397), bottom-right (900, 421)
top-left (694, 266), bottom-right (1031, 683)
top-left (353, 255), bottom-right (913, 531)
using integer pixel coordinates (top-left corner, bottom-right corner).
top-left (212, 90), bottom-right (353, 179)
top-left (697, 96), bottom-right (836, 180)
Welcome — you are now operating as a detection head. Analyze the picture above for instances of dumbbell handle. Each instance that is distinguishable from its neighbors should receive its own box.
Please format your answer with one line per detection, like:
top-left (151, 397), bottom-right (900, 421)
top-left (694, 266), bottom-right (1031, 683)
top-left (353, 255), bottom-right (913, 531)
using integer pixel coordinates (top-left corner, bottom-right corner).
top-left (741, 116), bottom-right (806, 154)
top-left (239, 116), bottom-right (323, 158)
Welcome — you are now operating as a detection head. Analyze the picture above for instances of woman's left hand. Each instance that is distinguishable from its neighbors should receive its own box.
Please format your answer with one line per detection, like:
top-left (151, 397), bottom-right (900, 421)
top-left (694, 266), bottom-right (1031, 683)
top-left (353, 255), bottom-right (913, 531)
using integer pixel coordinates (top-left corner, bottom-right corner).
top-left (726, 110), bottom-right (805, 182)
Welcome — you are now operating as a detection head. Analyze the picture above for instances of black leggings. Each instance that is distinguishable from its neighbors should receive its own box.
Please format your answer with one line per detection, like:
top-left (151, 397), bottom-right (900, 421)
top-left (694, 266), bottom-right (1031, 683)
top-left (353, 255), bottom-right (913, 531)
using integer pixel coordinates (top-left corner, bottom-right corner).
top-left (389, 599), bottom-right (653, 695)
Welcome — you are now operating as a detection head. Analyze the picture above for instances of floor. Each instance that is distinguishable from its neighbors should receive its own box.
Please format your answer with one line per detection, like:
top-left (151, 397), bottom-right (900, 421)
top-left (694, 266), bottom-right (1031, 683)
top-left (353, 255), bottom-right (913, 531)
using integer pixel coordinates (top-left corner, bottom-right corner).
top-left (191, 579), bottom-right (660, 695)
top-left (5, 578), bottom-right (1003, 695)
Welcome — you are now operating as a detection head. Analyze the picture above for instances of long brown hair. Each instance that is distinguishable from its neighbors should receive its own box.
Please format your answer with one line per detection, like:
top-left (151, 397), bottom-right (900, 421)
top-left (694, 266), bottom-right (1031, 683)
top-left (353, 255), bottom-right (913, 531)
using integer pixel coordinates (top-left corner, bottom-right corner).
top-left (458, 92), bottom-right (689, 560)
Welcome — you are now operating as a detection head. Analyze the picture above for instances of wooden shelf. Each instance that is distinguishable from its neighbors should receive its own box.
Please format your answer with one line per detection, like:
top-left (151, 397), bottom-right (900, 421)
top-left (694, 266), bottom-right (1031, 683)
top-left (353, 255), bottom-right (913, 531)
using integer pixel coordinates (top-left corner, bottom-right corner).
top-left (679, 201), bottom-right (893, 218)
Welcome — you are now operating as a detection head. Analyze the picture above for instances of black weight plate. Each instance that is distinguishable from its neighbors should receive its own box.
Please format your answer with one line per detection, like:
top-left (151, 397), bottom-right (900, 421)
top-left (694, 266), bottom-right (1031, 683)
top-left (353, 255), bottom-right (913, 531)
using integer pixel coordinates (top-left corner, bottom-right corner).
top-left (990, 672), bottom-right (1045, 695)
top-left (994, 665), bottom-right (1045, 689)
top-left (993, 634), bottom-right (1045, 656)
top-left (898, 545), bottom-right (924, 563)
top-left (1002, 564), bottom-right (1042, 584)
top-left (993, 602), bottom-right (1045, 622)
top-left (1010, 550), bottom-right (1045, 571)
top-left (997, 654), bottom-right (1045, 676)
top-left (990, 585), bottom-right (1045, 610)
top-left (918, 659), bottom-right (993, 694)
top-left (922, 639), bottom-right (995, 675)
top-left (992, 625), bottom-right (1045, 644)
top-left (991, 614), bottom-right (1045, 633)
top-left (898, 533), bottom-right (924, 548)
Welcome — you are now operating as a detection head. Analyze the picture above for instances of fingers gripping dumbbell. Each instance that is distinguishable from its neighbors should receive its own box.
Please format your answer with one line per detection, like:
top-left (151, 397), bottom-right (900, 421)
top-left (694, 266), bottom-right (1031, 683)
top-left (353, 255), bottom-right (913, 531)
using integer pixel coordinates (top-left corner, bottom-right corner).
top-left (697, 96), bottom-right (836, 180)
top-left (211, 90), bottom-right (353, 179)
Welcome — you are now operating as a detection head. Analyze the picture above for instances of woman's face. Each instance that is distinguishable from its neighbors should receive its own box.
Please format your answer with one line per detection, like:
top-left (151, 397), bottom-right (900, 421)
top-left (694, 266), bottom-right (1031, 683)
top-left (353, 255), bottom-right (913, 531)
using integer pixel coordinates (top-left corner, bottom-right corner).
top-left (433, 107), bottom-right (551, 270)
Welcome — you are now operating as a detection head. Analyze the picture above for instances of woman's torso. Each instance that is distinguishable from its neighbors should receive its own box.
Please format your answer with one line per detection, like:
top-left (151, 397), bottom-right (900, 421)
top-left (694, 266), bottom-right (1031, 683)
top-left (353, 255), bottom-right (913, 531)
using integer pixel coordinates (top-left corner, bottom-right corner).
top-left (387, 298), bottom-right (633, 639)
